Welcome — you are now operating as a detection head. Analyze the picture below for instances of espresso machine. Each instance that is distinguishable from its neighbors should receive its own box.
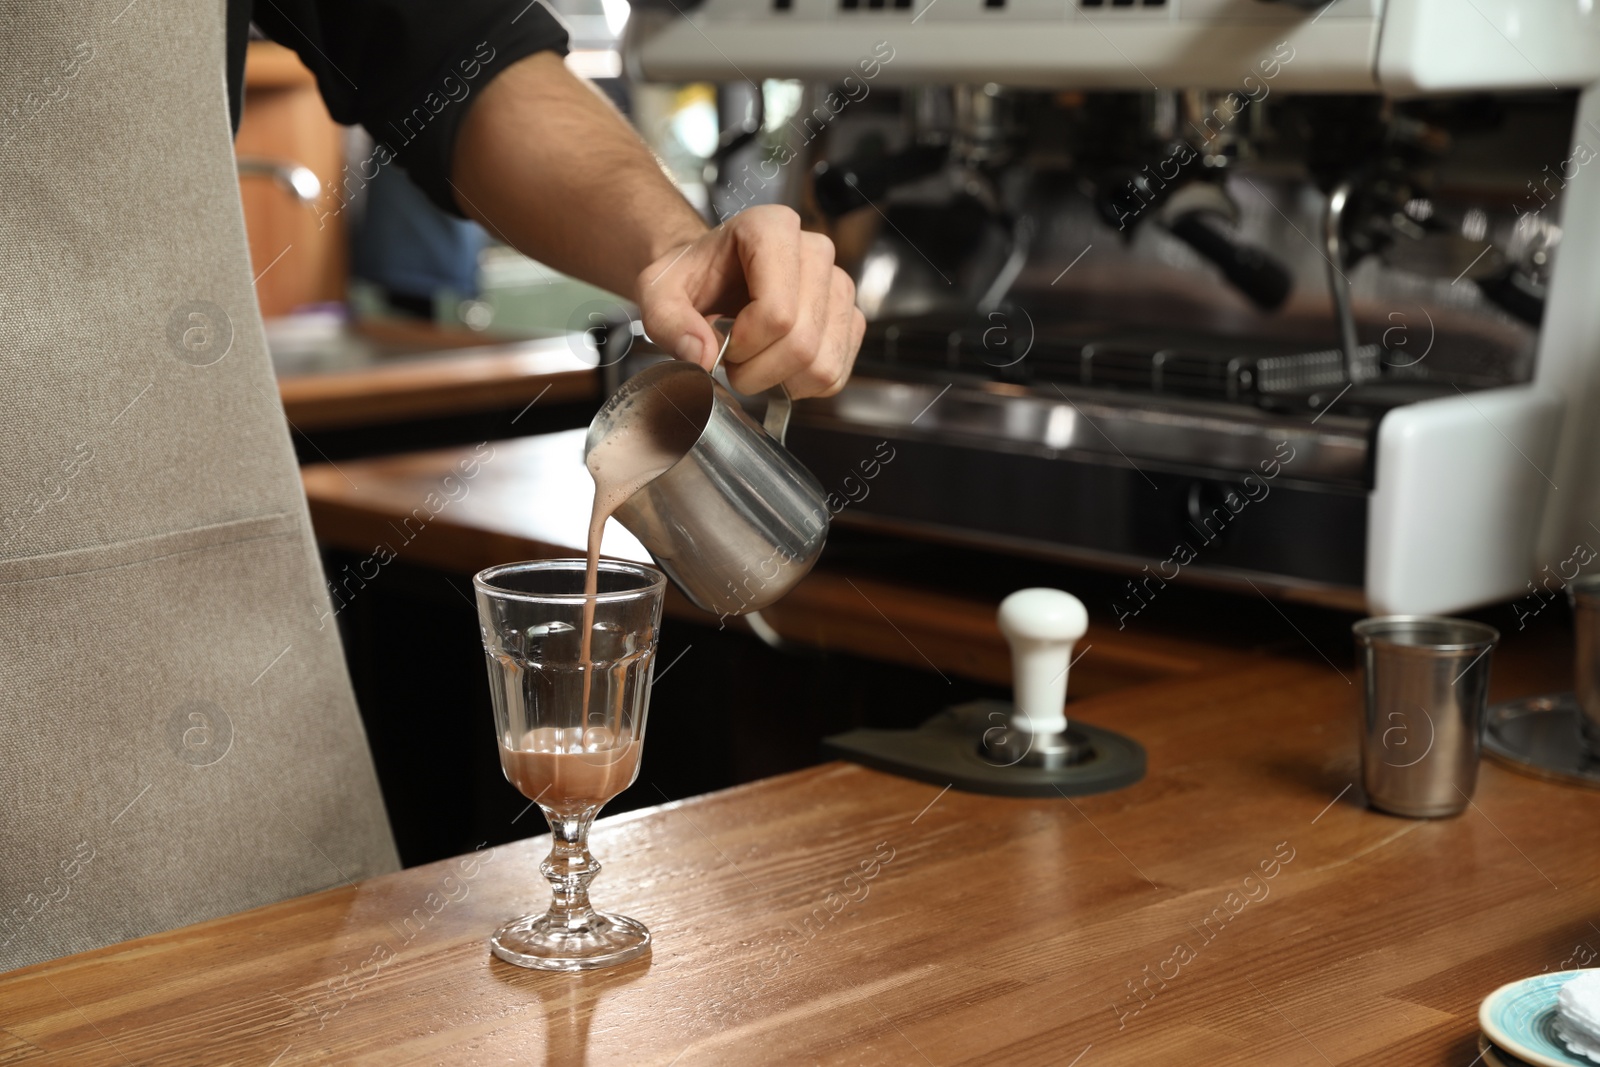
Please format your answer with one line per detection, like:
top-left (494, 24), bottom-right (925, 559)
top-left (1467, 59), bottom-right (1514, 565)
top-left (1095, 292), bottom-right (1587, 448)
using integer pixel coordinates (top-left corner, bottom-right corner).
top-left (627, 0), bottom-right (1600, 623)
top-left (617, 0), bottom-right (1600, 794)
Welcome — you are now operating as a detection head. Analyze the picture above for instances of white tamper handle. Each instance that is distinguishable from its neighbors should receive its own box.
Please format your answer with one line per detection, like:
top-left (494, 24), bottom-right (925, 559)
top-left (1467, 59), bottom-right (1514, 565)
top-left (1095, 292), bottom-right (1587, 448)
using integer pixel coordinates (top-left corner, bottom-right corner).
top-left (998, 588), bottom-right (1088, 735)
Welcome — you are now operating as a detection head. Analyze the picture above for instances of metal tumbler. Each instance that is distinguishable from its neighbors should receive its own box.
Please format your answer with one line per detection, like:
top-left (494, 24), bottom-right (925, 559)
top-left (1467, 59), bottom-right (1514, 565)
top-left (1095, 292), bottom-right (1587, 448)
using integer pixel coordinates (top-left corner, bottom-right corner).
top-left (584, 360), bottom-right (828, 619)
top-left (1353, 616), bottom-right (1500, 818)
top-left (1570, 575), bottom-right (1600, 752)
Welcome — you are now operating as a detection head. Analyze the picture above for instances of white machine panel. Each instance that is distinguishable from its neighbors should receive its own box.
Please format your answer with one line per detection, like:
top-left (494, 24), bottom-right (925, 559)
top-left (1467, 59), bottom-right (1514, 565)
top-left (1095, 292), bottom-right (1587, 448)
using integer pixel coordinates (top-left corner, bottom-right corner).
top-left (1378, 0), bottom-right (1600, 93)
top-left (632, 0), bottom-right (1600, 94)
top-left (1366, 387), bottom-right (1563, 616)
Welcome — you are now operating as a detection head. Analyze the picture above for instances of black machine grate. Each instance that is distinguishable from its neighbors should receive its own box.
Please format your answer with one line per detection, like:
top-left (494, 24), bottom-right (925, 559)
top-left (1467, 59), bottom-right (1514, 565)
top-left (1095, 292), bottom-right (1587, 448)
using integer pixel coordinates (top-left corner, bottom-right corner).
top-left (860, 316), bottom-right (1443, 407)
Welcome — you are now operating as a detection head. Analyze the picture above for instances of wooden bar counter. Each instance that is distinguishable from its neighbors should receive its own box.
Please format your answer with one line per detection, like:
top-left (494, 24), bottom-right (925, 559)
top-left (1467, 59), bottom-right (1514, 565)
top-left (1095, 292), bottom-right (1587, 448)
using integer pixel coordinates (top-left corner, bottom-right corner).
top-left (274, 334), bottom-right (599, 433)
top-left (0, 634), bottom-right (1591, 1064)
top-left (300, 429), bottom-right (1248, 697)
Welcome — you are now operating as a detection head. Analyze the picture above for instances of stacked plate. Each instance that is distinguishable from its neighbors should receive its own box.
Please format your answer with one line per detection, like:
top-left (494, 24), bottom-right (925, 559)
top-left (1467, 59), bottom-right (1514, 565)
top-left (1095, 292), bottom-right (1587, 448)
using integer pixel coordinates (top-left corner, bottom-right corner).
top-left (1480, 972), bottom-right (1600, 1066)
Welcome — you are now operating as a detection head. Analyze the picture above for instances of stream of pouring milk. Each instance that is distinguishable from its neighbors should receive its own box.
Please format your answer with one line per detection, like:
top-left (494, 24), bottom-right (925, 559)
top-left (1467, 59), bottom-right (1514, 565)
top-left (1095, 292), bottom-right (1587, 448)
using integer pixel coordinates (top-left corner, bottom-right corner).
top-left (494, 401), bottom-right (689, 811)
top-left (578, 416), bottom-right (682, 733)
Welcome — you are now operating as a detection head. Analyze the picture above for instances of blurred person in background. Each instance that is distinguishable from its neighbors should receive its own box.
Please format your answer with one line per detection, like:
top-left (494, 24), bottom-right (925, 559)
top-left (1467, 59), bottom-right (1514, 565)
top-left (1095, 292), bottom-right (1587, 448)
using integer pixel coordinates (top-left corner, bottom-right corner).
top-left (243, 1), bottom-right (864, 394)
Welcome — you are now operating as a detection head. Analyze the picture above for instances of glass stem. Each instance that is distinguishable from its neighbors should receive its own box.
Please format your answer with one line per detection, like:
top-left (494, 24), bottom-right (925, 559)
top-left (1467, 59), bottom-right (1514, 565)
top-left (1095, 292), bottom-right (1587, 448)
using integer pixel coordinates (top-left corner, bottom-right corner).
top-left (540, 807), bottom-right (601, 930)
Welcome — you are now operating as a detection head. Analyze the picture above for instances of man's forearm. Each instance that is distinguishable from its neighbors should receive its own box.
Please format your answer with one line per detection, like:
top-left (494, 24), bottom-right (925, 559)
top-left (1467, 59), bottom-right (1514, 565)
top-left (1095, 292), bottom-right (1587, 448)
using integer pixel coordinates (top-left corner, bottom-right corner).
top-left (450, 51), bottom-right (708, 303)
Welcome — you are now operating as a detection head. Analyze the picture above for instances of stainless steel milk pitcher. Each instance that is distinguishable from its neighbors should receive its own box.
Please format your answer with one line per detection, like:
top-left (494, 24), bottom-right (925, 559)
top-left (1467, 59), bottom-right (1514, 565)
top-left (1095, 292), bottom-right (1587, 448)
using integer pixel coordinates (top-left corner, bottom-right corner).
top-left (584, 327), bottom-right (829, 618)
top-left (1353, 615), bottom-right (1499, 818)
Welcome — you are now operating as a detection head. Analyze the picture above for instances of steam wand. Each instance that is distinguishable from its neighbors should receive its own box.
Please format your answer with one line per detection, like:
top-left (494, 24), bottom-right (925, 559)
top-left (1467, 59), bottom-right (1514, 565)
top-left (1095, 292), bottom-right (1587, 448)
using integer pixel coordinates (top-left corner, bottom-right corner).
top-left (1323, 180), bottom-right (1362, 386)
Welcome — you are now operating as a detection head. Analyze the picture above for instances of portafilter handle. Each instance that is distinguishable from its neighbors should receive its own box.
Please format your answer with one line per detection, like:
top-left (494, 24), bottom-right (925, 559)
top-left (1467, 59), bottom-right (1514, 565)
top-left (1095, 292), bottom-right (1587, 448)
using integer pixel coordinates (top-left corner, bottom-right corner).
top-left (998, 588), bottom-right (1088, 735)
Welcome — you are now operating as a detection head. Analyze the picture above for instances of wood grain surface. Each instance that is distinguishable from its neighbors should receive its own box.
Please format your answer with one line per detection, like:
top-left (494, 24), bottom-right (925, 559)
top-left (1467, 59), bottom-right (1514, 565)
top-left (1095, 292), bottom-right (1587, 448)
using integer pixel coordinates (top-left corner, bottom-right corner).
top-left (300, 430), bottom-right (1243, 695)
top-left (277, 342), bottom-right (599, 432)
top-left (0, 637), bottom-right (1588, 1065)
top-left (237, 42), bottom-right (346, 319)
top-left (242, 40), bottom-right (318, 90)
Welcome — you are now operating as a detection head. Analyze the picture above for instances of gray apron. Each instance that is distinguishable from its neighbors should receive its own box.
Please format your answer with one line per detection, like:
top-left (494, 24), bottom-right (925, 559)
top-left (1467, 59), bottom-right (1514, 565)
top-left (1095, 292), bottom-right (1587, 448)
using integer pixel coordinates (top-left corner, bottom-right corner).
top-left (0, 0), bottom-right (399, 972)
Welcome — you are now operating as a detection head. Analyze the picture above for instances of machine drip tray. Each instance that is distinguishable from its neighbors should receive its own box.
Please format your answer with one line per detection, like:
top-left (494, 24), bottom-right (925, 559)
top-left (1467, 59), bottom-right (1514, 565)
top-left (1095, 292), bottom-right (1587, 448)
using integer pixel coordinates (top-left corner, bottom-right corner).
top-left (1485, 693), bottom-right (1600, 789)
top-left (823, 699), bottom-right (1145, 798)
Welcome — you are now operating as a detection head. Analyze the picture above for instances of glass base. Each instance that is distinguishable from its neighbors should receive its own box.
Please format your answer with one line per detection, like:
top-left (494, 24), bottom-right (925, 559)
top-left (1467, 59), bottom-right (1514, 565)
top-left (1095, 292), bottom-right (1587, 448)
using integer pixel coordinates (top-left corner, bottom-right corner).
top-left (490, 911), bottom-right (651, 971)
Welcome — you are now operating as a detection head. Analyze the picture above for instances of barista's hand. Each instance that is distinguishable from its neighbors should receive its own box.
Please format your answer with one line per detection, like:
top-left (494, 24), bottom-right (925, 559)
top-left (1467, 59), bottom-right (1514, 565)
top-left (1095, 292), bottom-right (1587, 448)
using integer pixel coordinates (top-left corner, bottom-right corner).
top-left (636, 205), bottom-right (866, 399)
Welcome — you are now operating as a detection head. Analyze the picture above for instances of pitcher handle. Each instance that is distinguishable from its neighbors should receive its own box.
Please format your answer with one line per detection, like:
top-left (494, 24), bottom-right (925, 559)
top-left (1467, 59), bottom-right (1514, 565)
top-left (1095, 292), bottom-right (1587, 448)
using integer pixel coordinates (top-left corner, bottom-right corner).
top-left (763, 385), bottom-right (793, 446)
top-left (709, 317), bottom-right (735, 376)
top-left (709, 317), bottom-right (794, 446)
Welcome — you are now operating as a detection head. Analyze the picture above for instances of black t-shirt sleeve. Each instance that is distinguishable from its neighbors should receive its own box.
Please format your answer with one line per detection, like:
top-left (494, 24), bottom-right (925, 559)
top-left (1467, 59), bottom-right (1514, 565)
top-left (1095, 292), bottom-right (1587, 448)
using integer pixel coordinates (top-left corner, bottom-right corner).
top-left (245, 0), bottom-right (569, 216)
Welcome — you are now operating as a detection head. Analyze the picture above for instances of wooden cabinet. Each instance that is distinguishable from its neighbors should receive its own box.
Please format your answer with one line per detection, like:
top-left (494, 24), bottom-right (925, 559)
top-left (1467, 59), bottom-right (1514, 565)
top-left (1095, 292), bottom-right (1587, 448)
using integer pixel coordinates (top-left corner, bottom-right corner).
top-left (235, 41), bottom-right (347, 318)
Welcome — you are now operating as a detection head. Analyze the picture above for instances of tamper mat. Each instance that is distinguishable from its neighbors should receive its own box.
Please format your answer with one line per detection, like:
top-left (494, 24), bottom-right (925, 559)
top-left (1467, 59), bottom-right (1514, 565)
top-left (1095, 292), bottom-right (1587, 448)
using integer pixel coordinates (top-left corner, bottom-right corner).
top-left (823, 699), bottom-right (1145, 797)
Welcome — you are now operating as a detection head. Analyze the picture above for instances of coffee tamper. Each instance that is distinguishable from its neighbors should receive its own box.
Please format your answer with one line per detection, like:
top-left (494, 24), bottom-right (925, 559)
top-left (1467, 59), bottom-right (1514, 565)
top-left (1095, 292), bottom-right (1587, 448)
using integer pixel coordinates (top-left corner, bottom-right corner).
top-left (823, 587), bottom-right (1145, 797)
top-left (980, 588), bottom-right (1093, 769)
